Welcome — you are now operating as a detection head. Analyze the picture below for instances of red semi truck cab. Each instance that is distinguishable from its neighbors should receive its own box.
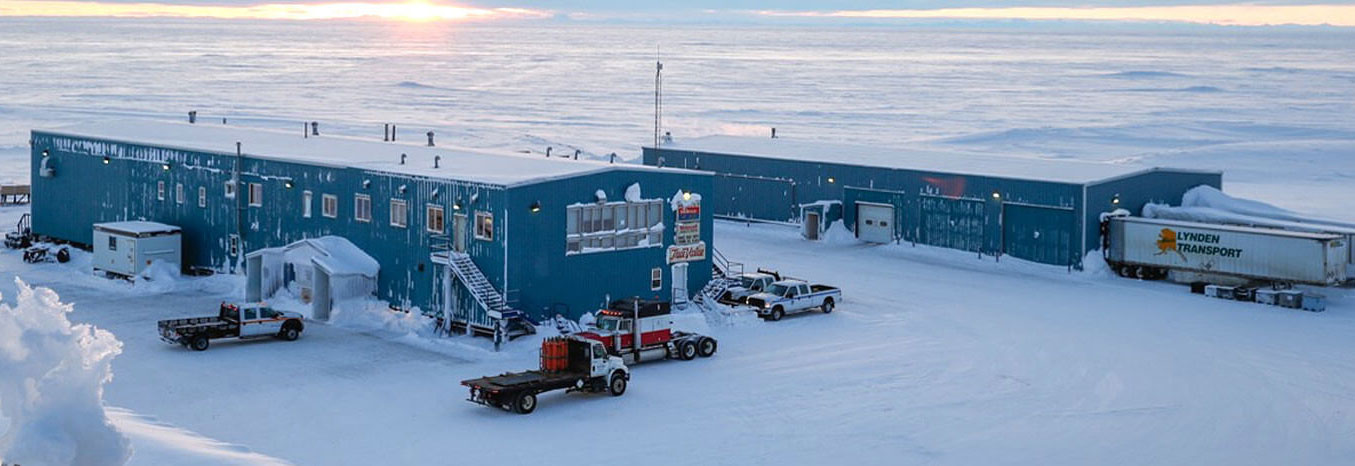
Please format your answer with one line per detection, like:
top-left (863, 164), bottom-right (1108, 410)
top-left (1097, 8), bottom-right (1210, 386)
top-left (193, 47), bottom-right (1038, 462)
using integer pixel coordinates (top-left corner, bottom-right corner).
top-left (577, 299), bottom-right (717, 364)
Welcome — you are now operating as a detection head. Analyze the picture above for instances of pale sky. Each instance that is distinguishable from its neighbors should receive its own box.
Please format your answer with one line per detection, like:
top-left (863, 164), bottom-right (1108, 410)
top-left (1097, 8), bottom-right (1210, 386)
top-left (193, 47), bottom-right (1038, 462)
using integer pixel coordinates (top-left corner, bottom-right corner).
top-left (2, 0), bottom-right (1354, 26)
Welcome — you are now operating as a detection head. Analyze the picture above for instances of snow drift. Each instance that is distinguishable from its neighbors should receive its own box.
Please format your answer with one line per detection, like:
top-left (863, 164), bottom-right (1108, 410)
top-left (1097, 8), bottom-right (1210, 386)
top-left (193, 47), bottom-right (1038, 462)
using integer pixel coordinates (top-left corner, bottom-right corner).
top-left (1144, 186), bottom-right (1355, 235)
top-left (0, 279), bottom-right (129, 466)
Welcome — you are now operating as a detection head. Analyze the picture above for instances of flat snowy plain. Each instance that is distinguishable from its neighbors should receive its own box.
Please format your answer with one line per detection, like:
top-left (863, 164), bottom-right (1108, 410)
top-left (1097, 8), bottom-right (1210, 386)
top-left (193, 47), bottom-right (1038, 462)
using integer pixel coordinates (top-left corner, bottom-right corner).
top-left (0, 18), bottom-right (1353, 465)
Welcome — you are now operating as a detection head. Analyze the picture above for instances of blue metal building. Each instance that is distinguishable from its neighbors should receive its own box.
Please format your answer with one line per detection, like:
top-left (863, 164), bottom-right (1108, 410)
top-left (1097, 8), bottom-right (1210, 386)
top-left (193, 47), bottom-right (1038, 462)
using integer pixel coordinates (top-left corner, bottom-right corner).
top-left (644, 135), bottom-right (1220, 268)
top-left (30, 121), bottom-right (713, 330)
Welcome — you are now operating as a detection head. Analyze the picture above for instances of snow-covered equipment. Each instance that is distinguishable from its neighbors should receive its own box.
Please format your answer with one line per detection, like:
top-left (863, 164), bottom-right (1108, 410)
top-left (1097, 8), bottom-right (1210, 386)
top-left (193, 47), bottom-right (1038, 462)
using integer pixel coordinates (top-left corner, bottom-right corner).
top-left (157, 302), bottom-right (304, 351)
top-left (4, 213), bottom-right (33, 249)
top-left (576, 299), bottom-right (718, 365)
top-left (1102, 214), bottom-right (1349, 286)
top-left (744, 279), bottom-right (842, 321)
top-left (460, 336), bottom-right (629, 414)
top-left (93, 221), bottom-right (182, 278)
top-left (22, 244), bottom-right (70, 264)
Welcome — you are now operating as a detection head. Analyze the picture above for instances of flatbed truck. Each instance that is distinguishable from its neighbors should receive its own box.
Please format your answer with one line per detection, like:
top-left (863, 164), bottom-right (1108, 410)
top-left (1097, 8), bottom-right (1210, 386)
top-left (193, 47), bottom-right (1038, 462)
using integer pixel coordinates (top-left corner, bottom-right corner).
top-left (461, 336), bottom-right (629, 415)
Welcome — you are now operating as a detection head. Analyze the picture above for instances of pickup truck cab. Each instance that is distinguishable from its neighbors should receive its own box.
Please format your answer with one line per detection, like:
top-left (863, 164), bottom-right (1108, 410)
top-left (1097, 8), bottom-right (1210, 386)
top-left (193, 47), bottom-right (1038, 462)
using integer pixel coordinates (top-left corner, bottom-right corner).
top-left (158, 302), bottom-right (304, 351)
top-left (745, 280), bottom-right (842, 321)
top-left (719, 271), bottom-right (778, 305)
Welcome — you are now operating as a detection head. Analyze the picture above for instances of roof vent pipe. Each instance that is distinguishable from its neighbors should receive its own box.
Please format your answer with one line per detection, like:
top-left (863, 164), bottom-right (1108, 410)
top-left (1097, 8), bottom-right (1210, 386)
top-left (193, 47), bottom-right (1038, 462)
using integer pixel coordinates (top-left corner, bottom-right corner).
top-left (434, 155), bottom-right (441, 169)
top-left (400, 153), bottom-right (407, 165)
top-left (574, 149), bottom-right (580, 160)
top-left (384, 124), bottom-right (390, 142)
top-left (222, 118), bottom-right (228, 124)
top-left (303, 122), bottom-right (309, 139)
top-left (188, 111), bottom-right (197, 124)
top-left (609, 152), bottom-right (616, 164)
top-left (546, 147), bottom-right (552, 158)
top-left (391, 124), bottom-right (395, 141)
top-left (311, 122), bottom-right (319, 136)
top-left (771, 127), bottom-right (777, 139)
top-left (427, 131), bottom-right (435, 147)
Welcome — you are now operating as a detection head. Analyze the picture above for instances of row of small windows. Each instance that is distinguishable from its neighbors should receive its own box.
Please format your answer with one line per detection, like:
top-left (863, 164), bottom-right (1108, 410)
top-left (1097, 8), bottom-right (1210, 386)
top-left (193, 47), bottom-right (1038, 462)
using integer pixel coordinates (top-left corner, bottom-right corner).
top-left (565, 200), bottom-right (663, 254)
top-left (156, 180), bottom-right (492, 241)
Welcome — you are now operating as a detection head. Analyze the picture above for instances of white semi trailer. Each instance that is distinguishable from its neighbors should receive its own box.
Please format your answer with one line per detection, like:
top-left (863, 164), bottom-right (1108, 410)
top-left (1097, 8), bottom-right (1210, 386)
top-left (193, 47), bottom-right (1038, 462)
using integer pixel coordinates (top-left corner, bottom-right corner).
top-left (1102, 215), bottom-right (1349, 286)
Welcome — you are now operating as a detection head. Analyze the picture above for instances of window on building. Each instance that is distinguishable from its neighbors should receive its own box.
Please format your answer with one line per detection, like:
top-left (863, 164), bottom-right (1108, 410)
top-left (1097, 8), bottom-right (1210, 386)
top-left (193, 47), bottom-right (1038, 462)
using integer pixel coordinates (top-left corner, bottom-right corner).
top-left (157, 181), bottom-right (165, 201)
top-left (390, 199), bottom-right (408, 228)
top-left (651, 267), bottom-right (662, 290)
top-left (108, 236), bottom-right (117, 251)
top-left (322, 194), bottom-right (338, 218)
top-left (474, 211), bottom-right (493, 241)
top-left (248, 183), bottom-right (263, 207)
top-left (354, 194), bottom-right (372, 222)
top-left (302, 191), bottom-right (313, 218)
top-left (224, 180), bottom-right (236, 199)
top-left (566, 199), bottom-right (664, 254)
top-left (175, 183), bottom-right (184, 204)
top-left (426, 204), bottom-right (445, 234)
top-left (198, 187), bottom-right (207, 208)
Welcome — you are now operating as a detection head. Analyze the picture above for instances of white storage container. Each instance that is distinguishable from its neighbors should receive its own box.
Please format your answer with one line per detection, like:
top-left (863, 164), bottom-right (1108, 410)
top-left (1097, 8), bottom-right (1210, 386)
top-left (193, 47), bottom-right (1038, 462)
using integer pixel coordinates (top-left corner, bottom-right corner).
top-left (1254, 288), bottom-right (1279, 305)
top-left (93, 221), bottom-right (182, 277)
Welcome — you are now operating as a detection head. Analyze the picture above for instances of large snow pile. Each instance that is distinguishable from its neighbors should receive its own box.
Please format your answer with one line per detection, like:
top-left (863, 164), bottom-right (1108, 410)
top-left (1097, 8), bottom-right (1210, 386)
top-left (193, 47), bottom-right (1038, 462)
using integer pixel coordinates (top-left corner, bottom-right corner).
top-left (1144, 186), bottom-right (1355, 235)
top-left (0, 279), bottom-right (129, 466)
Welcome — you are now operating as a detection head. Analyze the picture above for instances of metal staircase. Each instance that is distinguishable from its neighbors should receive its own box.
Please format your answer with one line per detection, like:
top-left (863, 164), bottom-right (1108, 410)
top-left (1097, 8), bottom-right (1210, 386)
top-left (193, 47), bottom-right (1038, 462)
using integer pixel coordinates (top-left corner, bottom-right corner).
top-left (446, 251), bottom-right (511, 320)
top-left (693, 247), bottom-right (742, 306)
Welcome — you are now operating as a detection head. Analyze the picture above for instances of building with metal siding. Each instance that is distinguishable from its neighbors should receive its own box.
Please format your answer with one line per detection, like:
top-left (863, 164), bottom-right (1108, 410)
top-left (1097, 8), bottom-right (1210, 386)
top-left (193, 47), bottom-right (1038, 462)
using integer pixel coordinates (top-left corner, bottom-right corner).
top-left (645, 135), bottom-right (1220, 267)
top-left (30, 121), bottom-right (712, 328)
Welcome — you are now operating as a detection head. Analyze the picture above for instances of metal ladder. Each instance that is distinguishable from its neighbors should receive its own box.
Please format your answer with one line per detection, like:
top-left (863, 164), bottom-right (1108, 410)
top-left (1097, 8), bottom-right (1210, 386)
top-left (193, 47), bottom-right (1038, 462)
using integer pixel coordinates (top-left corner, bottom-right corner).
top-left (446, 252), bottom-right (511, 319)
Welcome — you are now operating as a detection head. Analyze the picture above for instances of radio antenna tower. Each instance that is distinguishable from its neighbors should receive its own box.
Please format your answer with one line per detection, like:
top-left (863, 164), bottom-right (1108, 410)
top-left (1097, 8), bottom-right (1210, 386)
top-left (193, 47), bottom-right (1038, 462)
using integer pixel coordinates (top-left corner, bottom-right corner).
top-left (654, 46), bottom-right (663, 148)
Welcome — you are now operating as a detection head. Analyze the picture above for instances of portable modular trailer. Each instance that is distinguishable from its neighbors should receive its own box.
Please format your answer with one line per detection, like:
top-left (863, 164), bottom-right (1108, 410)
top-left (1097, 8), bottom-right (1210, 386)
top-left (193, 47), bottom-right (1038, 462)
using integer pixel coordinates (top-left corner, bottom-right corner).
top-left (92, 221), bottom-right (182, 277)
top-left (30, 121), bottom-right (713, 331)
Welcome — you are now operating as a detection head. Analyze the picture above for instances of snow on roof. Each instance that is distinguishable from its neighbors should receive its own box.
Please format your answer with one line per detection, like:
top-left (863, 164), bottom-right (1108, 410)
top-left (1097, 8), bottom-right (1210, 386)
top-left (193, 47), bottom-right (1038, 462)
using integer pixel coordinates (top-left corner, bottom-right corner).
top-left (1119, 215), bottom-right (1346, 240)
top-left (246, 236), bottom-right (378, 277)
top-left (653, 135), bottom-right (1158, 184)
top-left (93, 221), bottom-right (181, 235)
top-left (44, 121), bottom-right (683, 187)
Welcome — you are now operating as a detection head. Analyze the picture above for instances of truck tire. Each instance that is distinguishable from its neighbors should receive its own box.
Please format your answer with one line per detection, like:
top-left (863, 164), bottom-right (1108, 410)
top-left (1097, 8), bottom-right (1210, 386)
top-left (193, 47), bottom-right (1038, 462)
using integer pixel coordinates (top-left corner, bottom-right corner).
top-left (279, 322), bottom-right (301, 341)
top-left (770, 307), bottom-right (784, 322)
top-left (608, 371), bottom-right (627, 396)
top-left (697, 337), bottom-right (717, 357)
top-left (55, 248), bottom-right (70, 263)
top-left (190, 335), bottom-right (209, 351)
top-left (679, 340), bottom-right (698, 360)
top-left (822, 299), bottom-right (835, 314)
top-left (513, 392), bottom-right (537, 414)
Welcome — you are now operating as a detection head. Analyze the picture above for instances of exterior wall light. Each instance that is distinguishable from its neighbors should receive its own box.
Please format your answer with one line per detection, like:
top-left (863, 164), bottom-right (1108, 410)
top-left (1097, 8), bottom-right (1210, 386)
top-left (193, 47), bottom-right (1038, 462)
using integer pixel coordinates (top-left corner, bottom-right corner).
top-left (102, 156), bottom-right (110, 164)
top-left (284, 180), bottom-right (294, 189)
top-left (453, 200), bottom-right (462, 211)
top-left (162, 163), bottom-right (171, 171)
top-left (992, 191), bottom-right (1001, 200)
top-left (682, 191), bottom-right (692, 201)
top-left (530, 201), bottom-right (542, 213)
top-left (827, 177), bottom-right (836, 184)
top-left (1112, 194), bottom-right (1121, 205)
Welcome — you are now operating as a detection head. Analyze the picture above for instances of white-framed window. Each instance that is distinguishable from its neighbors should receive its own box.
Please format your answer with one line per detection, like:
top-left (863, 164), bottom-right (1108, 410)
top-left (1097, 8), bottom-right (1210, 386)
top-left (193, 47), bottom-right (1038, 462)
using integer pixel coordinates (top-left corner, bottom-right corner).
top-left (566, 199), bottom-right (664, 254)
top-left (224, 180), bottom-right (236, 199)
top-left (322, 194), bottom-right (338, 218)
top-left (651, 267), bottom-right (662, 290)
top-left (474, 211), bottom-right (493, 241)
top-left (198, 186), bottom-right (207, 208)
top-left (248, 183), bottom-right (263, 207)
top-left (175, 183), bottom-right (184, 204)
top-left (157, 181), bottom-right (165, 201)
top-left (426, 204), bottom-right (445, 234)
top-left (302, 191), bottom-right (313, 218)
top-left (390, 199), bottom-right (408, 228)
top-left (354, 194), bottom-right (372, 222)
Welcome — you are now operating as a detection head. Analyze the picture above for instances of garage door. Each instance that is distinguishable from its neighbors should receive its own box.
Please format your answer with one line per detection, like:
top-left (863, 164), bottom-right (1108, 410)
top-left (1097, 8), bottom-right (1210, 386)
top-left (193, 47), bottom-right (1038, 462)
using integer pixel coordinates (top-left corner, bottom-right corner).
top-left (919, 194), bottom-right (986, 253)
top-left (856, 202), bottom-right (894, 243)
top-left (1002, 203), bottom-right (1075, 266)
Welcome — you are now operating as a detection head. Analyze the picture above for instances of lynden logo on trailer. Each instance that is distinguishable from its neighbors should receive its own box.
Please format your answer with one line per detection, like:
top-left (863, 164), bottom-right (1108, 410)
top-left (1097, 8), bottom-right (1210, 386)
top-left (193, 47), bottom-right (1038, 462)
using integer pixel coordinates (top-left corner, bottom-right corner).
top-left (1155, 228), bottom-right (1244, 261)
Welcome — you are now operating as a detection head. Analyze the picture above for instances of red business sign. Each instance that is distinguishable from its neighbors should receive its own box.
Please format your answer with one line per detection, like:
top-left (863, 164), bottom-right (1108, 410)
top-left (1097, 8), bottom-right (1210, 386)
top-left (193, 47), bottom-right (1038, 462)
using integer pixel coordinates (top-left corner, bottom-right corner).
top-left (667, 241), bottom-right (707, 264)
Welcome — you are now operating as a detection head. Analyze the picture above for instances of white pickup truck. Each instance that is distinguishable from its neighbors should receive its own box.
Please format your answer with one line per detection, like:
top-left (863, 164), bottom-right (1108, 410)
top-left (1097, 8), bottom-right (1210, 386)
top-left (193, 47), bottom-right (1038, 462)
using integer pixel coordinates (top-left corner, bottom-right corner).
top-left (719, 270), bottom-right (780, 305)
top-left (745, 280), bottom-right (842, 321)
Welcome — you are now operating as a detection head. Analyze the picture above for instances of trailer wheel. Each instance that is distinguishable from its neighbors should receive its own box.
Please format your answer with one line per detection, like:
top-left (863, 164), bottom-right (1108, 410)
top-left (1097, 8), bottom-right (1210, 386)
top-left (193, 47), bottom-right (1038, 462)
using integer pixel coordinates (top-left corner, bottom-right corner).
top-left (190, 336), bottom-right (209, 352)
top-left (769, 307), bottom-right (784, 322)
top-left (697, 337), bottom-right (717, 358)
top-left (822, 299), bottom-right (835, 314)
top-left (608, 371), bottom-right (627, 396)
top-left (55, 247), bottom-right (70, 263)
top-left (513, 392), bottom-right (537, 414)
top-left (679, 340), bottom-right (698, 360)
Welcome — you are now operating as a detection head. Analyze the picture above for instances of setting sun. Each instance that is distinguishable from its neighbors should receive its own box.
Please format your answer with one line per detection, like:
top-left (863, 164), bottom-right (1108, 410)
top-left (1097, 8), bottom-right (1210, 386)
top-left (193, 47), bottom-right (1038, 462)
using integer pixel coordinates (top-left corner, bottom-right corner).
top-left (0, 0), bottom-right (551, 21)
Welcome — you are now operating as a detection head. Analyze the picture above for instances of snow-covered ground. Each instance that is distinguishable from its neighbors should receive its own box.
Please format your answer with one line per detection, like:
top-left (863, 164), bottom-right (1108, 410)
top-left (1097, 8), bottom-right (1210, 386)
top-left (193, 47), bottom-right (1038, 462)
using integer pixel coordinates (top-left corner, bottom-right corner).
top-left (2, 17), bottom-right (1354, 466)
top-left (1, 202), bottom-right (1353, 464)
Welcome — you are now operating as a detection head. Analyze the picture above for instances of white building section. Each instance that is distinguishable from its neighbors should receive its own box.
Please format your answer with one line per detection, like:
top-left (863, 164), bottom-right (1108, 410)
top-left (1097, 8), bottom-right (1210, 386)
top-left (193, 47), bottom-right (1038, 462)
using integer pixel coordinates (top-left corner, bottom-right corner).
top-left (245, 236), bottom-right (379, 320)
top-left (92, 221), bottom-right (182, 277)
